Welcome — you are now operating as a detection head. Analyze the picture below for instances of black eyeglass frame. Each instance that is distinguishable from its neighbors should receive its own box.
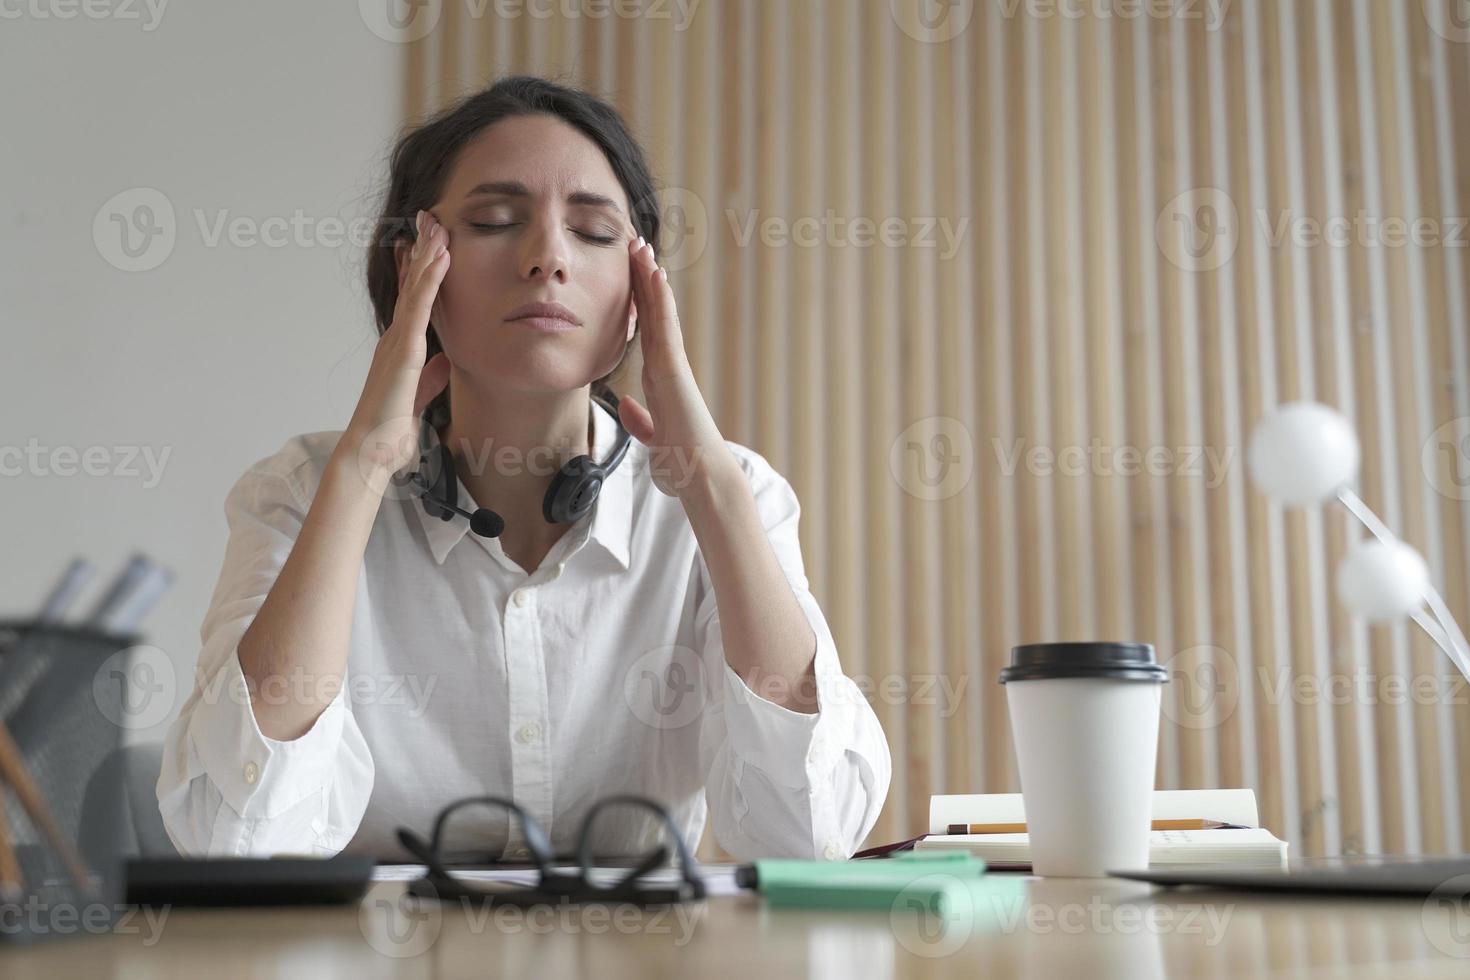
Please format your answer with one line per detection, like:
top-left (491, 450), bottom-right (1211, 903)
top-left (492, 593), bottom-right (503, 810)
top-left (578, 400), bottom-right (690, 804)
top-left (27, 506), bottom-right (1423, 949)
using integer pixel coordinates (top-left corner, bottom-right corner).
top-left (397, 794), bottom-right (707, 907)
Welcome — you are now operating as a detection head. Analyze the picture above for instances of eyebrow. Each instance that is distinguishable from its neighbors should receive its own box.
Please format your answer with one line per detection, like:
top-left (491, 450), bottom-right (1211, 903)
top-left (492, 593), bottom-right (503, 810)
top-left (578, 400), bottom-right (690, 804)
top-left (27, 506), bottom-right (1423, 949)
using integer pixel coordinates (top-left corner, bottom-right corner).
top-left (463, 181), bottom-right (624, 216)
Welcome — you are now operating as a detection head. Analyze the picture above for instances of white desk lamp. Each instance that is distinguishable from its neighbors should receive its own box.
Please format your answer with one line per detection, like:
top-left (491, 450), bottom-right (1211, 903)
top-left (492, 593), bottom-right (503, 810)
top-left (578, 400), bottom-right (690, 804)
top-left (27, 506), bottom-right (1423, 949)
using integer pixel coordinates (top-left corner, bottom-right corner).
top-left (1247, 402), bottom-right (1470, 683)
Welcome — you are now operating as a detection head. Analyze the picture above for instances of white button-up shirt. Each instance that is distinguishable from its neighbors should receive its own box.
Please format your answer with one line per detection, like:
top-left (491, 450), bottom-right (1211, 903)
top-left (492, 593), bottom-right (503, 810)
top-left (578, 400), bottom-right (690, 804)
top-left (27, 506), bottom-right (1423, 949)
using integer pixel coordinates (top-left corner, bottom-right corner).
top-left (157, 400), bottom-right (891, 862)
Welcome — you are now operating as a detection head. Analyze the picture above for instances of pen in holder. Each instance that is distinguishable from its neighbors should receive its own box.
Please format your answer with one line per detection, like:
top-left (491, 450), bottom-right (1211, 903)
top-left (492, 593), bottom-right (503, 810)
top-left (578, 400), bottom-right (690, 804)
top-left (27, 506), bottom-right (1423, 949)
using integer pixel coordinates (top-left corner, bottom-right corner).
top-left (0, 721), bottom-right (90, 897)
top-left (1247, 403), bottom-right (1470, 685)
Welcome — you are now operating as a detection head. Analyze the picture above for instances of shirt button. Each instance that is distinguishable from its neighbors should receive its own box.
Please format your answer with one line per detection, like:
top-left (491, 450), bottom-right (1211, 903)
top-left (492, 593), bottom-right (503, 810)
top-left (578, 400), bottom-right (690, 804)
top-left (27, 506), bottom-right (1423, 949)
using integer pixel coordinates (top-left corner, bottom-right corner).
top-left (823, 842), bottom-right (842, 861)
top-left (243, 761), bottom-right (259, 785)
top-left (517, 723), bottom-right (539, 743)
top-left (512, 590), bottom-right (528, 607)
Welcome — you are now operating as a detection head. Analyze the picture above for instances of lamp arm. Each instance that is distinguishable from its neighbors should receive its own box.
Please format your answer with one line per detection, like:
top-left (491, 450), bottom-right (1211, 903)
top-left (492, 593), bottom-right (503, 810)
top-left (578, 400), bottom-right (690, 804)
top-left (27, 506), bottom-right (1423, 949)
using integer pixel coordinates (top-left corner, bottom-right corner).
top-left (1422, 584), bottom-right (1470, 683)
top-left (1336, 486), bottom-right (1398, 545)
top-left (1337, 487), bottom-right (1470, 683)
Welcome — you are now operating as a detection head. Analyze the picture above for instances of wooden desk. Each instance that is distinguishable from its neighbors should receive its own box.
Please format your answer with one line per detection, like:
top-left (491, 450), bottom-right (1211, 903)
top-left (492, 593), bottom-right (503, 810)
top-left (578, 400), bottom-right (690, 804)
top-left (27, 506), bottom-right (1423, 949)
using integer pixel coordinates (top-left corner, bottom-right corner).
top-left (3, 873), bottom-right (1469, 977)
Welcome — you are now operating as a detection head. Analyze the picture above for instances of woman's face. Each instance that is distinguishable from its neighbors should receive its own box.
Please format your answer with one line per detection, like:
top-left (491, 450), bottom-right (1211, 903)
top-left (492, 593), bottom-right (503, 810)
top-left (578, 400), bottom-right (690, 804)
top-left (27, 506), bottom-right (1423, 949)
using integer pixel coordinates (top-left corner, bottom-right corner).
top-left (422, 114), bottom-right (638, 393)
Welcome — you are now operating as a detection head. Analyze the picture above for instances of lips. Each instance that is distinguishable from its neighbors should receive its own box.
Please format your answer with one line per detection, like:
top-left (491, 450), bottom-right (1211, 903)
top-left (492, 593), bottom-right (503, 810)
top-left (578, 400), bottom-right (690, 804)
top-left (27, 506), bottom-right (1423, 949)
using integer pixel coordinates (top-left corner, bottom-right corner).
top-left (504, 301), bottom-right (581, 326)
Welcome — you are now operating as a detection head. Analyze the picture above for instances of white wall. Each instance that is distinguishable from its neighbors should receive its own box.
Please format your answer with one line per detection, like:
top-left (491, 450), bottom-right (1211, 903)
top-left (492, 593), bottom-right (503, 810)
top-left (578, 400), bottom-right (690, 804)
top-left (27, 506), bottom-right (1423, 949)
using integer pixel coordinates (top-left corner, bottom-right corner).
top-left (1, 2), bottom-right (406, 742)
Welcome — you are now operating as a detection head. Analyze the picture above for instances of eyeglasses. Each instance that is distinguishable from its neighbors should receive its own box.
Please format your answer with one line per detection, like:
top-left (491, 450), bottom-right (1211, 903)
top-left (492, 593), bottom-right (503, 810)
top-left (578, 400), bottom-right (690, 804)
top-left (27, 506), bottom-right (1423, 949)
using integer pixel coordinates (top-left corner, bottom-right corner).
top-left (396, 794), bottom-right (707, 907)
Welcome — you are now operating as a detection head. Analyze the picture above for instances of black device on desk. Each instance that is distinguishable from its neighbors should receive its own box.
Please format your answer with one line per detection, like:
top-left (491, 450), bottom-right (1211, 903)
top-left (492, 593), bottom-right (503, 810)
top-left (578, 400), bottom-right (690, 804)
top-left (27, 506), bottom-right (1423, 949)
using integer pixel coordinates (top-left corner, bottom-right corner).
top-left (124, 855), bottom-right (378, 906)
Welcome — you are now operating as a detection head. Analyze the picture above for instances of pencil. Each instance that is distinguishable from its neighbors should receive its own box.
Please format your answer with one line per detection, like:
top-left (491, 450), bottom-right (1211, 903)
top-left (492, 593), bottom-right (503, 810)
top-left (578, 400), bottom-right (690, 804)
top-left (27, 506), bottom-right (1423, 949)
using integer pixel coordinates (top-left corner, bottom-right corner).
top-left (0, 721), bottom-right (92, 889)
top-left (0, 809), bottom-right (21, 899)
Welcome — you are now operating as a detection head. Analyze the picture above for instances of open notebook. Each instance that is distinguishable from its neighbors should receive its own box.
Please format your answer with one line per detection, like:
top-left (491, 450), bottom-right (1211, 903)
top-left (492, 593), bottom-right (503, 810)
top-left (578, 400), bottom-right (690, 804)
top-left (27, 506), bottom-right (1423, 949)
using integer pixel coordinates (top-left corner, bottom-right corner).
top-left (914, 789), bottom-right (1288, 869)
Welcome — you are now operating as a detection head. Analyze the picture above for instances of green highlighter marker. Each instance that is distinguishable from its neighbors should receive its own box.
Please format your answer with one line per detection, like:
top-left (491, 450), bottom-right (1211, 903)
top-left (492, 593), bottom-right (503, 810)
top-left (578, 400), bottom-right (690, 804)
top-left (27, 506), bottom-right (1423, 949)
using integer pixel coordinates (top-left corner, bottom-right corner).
top-left (735, 852), bottom-right (1024, 916)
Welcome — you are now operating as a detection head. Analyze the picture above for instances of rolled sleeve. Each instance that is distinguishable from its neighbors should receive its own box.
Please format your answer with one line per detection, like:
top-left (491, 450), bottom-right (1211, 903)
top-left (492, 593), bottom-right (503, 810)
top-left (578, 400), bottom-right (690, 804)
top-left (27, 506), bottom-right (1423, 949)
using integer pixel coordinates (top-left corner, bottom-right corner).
top-left (157, 455), bottom-right (374, 856)
top-left (719, 588), bottom-right (860, 787)
top-left (696, 446), bottom-right (891, 860)
top-left (188, 648), bottom-right (354, 819)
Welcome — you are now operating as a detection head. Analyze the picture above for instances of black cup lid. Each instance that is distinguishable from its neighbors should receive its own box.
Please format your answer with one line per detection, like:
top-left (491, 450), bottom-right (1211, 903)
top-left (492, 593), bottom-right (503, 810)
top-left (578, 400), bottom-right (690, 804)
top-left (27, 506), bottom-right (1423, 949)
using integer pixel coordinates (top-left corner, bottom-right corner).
top-left (998, 642), bottom-right (1168, 684)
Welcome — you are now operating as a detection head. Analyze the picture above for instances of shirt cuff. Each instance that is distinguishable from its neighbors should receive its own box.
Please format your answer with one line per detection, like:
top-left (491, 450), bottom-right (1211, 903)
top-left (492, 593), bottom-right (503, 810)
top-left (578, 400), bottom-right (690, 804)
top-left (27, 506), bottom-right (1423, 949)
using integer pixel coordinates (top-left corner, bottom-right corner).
top-left (719, 590), bottom-right (859, 789)
top-left (187, 647), bottom-right (350, 819)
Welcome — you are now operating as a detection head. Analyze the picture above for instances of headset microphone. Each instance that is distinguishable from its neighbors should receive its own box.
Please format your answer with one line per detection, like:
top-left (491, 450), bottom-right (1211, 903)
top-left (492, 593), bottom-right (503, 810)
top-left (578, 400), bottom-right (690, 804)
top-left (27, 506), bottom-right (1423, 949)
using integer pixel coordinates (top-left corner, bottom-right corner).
top-left (405, 469), bottom-right (506, 538)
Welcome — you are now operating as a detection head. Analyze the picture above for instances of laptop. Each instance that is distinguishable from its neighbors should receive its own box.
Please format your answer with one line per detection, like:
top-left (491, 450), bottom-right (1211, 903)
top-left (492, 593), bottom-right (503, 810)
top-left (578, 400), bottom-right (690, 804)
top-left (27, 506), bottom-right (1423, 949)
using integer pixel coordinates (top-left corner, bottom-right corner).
top-left (1111, 854), bottom-right (1470, 897)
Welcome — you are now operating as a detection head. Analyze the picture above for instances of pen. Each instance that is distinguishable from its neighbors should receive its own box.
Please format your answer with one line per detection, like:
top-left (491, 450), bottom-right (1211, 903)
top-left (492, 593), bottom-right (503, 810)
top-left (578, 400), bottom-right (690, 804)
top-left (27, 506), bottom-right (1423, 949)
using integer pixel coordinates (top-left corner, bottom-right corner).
top-left (103, 562), bottom-right (175, 634)
top-left (36, 557), bottom-right (95, 624)
top-left (945, 818), bottom-right (1240, 835)
top-left (84, 553), bottom-right (153, 630)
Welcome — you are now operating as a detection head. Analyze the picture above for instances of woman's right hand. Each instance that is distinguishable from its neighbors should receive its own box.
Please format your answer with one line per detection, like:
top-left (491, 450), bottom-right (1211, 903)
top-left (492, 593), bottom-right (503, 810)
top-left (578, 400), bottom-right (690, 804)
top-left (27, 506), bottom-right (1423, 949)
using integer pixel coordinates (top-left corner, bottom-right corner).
top-left (343, 209), bottom-right (454, 488)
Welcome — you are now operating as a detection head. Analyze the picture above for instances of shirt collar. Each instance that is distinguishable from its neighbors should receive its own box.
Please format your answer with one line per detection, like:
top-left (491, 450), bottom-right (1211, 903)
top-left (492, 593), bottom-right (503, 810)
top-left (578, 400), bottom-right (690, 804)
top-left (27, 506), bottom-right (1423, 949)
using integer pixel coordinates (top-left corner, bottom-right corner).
top-left (409, 398), bottom-right (633, 570)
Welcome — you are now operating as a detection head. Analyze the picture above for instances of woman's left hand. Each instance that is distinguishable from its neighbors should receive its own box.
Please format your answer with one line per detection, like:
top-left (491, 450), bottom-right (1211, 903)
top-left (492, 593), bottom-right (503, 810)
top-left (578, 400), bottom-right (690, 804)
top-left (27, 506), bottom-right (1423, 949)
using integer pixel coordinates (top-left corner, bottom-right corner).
top-left (618, 236), bottom-right (738, 498)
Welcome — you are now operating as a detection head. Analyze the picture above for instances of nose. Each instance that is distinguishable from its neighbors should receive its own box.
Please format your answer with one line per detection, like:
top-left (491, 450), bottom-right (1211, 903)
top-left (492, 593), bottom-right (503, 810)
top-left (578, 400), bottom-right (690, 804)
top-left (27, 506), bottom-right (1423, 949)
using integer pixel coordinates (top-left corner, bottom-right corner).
top-left (518, 216), bottom-right (571, 283)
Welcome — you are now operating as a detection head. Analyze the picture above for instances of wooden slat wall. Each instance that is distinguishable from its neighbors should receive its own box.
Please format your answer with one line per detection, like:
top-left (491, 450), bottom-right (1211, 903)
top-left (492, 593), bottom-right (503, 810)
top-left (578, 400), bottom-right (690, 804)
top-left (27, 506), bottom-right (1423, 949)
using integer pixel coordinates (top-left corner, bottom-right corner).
top-left (404, 0), bottom-right (1470, 859)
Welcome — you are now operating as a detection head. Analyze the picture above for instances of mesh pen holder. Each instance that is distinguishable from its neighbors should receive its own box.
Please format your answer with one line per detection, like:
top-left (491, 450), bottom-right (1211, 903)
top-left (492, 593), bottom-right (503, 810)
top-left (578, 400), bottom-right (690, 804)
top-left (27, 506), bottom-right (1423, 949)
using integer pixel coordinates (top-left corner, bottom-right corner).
top-left (0, 619), bottom-right (144, 944)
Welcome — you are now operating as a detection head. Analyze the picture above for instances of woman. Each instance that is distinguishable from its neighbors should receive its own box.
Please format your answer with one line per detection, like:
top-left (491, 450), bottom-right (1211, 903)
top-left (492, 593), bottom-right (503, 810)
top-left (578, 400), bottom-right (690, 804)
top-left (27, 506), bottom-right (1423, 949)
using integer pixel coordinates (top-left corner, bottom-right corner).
top-left (157, 75), bottom-right (890, 862)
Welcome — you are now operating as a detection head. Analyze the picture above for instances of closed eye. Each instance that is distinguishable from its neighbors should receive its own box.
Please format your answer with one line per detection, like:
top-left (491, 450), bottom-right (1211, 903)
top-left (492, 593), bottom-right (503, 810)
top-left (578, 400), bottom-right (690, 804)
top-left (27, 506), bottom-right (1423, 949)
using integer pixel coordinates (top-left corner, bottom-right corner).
top-left (470, 222), bottom-right (618, 246)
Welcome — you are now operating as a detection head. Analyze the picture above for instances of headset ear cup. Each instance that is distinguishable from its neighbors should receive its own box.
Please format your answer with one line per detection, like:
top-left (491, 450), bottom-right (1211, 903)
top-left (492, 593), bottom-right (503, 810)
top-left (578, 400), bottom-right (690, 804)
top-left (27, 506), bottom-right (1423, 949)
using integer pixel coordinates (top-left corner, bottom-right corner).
top-left (543, 456), bottom-right (604, 524)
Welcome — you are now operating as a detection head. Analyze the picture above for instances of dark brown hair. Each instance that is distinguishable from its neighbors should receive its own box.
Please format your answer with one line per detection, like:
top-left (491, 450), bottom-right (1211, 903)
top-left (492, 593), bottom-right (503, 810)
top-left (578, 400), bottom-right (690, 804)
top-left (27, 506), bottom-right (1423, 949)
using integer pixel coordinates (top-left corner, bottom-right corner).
top-left (365, 74), bottom-right (661, 428)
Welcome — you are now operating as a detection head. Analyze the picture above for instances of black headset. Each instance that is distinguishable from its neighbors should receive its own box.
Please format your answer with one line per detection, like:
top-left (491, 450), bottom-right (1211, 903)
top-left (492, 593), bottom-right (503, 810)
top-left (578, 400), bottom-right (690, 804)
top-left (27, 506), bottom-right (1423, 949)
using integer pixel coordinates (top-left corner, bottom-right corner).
top-left (406, 383), bottom-right (633, 539)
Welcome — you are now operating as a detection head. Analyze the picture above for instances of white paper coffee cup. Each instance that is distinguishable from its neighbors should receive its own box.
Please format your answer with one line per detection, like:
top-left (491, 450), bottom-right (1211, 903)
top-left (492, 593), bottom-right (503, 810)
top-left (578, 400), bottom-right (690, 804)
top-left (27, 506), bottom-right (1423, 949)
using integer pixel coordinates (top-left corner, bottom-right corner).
top-left (1000, 642), bottom-right (1168, 878)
